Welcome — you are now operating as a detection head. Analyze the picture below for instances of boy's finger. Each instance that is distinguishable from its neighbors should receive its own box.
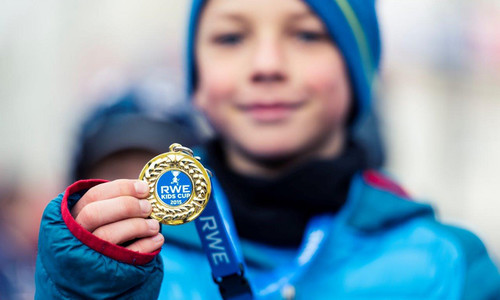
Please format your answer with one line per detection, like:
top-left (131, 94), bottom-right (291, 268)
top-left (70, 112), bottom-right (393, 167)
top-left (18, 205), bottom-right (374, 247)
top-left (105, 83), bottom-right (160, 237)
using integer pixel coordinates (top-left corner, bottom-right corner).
top-left (126, 233), bottom-right (164, 253)
top-left (72, 179), bottom-right (149, 218)
top-left (76, 196), bottom-right (152, 232)
top-left (93, 218), bottom-right (160, 245)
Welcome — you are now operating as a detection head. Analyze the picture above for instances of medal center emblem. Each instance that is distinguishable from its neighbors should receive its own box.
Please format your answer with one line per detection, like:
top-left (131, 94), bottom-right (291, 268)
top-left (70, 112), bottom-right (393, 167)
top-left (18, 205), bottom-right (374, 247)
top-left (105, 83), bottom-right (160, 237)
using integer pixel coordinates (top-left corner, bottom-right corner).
top-left (155, 170), bottom-right (193, 206)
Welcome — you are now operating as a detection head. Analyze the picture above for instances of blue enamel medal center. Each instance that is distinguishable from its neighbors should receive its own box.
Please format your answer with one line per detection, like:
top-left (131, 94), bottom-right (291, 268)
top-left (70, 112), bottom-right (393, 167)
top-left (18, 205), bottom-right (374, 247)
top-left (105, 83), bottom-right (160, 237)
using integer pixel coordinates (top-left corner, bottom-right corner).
top-left (155, 170), bottom-right (193, 206)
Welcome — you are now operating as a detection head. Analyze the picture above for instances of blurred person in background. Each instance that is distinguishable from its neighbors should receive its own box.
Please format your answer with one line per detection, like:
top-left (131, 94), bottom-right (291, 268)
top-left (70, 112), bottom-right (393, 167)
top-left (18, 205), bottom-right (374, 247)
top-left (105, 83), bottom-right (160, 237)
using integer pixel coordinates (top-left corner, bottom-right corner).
top-left (0, 176), bottom-right (19, 300)
top-left (70, 83), bottom-right (202, 182)
top-left (2, 78), bottom-right (201, 300)
top-left (35, 0), bottom-right (500, 299)
top-left (0, 175), bottom-right (44, 300)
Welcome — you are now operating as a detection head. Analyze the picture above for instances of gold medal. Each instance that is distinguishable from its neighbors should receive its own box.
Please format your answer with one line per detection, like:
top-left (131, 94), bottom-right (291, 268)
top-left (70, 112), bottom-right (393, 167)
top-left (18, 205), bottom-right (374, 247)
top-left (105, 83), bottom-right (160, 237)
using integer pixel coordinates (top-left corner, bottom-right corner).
top-left (139, 143), bottom-right (211, 225)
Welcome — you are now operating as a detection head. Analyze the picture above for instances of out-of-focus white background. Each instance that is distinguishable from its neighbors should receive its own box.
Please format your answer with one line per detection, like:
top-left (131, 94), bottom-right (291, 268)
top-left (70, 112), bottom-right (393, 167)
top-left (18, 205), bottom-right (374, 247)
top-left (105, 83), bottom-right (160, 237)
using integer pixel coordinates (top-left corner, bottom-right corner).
top-left (0, 1), bottom-right (499, 298)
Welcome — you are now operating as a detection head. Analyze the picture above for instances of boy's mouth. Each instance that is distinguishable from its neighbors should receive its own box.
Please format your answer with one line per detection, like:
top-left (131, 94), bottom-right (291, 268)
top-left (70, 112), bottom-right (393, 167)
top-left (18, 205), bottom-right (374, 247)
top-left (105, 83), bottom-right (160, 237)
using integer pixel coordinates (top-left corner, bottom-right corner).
top-left (235, 101), bottom-right (305, 123)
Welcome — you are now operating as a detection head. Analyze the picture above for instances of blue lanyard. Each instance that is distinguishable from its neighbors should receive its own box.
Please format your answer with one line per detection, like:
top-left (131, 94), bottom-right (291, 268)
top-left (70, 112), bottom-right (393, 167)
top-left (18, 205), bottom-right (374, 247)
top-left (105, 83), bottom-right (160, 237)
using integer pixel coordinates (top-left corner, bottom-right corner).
top-left (194, 175), bottom-right (252, 299)
top-left (251, 215), bottom-right (331, 298)
top-left (194, 175), bottom-right (332, 299)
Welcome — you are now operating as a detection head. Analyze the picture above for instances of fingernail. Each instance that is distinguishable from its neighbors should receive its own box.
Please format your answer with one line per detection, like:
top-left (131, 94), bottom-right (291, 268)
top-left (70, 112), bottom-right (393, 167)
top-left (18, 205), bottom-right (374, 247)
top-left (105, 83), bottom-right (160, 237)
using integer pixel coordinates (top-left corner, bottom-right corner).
top-left (147, 219), bottom-right (159, 231)
top-left (139, 200), bottom-right (151, 214)
top-left (152, 233), bottom-right (164, 243)
top-left (134, 181), bottom-right (148, 195)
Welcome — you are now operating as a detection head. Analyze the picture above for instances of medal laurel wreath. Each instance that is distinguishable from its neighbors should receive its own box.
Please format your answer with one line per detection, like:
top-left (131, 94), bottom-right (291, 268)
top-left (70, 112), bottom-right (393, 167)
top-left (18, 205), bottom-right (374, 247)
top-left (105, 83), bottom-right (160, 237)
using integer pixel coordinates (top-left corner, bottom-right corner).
top-left (142, 150), bottom-right (210, 225)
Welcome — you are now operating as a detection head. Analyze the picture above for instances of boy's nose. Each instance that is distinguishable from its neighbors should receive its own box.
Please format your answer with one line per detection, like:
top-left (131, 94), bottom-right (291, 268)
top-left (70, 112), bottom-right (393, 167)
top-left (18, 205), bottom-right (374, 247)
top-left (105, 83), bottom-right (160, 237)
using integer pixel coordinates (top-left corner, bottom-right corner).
top-left (250, 38), bottom-right (286, 84)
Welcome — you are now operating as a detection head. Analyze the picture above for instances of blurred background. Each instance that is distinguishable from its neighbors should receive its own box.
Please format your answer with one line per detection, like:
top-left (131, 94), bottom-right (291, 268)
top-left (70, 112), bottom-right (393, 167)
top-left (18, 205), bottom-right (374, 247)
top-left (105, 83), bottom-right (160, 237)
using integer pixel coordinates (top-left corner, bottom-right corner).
top-left (0, 1), bottom-right (499, 298)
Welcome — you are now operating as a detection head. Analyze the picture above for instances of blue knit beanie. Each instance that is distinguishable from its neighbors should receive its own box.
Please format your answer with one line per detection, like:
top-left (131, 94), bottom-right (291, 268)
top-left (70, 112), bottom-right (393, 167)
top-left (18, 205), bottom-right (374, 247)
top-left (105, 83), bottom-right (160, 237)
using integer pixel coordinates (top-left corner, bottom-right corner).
top-left (186, 0), bottom-right (381, 123)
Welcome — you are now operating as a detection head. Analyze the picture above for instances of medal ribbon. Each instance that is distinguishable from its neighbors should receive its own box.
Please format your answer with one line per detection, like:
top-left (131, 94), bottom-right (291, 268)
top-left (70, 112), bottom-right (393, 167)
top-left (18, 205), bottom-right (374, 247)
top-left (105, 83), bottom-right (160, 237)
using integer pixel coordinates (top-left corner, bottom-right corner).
top-left (195, 174), bottom-right (332, 299)
top-left (195, 176), bottom-right (253, 299)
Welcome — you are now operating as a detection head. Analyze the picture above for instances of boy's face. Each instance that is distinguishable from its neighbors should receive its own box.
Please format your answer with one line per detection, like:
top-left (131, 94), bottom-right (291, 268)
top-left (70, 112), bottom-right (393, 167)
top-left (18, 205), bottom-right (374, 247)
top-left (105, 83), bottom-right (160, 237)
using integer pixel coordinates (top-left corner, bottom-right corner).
top-left (194, 0), bottom-right (351, 165)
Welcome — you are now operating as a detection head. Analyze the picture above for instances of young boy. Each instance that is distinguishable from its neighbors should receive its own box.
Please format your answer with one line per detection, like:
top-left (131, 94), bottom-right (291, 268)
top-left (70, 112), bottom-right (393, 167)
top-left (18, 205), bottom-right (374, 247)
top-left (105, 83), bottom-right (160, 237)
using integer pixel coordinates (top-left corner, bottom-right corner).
top-left (35, 0), bottom-right (500, 299)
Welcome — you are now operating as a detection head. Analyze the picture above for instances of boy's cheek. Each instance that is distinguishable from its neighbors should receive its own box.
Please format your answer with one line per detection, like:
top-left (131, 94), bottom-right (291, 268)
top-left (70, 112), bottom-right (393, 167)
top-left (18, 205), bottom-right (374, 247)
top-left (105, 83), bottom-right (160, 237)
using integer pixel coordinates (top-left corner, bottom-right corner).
top-left (303, 60), bottom-right (342, 89)
top-left (299, 48), bottom-right (348, 89)
top-left (304, 51), bottom-right (349, 89)
top-left (198, 69), bottom-right (236, 104)
top-left (302, 64), bottom-right (351, 124)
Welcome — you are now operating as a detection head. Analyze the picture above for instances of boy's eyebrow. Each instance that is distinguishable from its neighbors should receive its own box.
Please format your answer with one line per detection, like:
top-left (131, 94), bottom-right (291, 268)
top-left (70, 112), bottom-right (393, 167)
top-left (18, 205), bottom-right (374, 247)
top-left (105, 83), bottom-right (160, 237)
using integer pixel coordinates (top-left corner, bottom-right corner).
top-left (210, 10), bottom-right (315, 24)
top-left (288, 11), bottom-right (316, 21)
top-left (211, 12), bottom-right (247, 24)
top-left (285, 11), bottom-right (325, 28)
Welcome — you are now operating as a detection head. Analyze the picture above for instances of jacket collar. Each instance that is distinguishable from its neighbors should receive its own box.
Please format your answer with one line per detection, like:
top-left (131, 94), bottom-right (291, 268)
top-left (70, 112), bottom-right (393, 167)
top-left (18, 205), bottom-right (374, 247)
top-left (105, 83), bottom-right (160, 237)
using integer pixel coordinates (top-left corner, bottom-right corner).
top-left (161, 170), bottom-right (435, 269)
top-left (343, 170), bottom-right (434, 232)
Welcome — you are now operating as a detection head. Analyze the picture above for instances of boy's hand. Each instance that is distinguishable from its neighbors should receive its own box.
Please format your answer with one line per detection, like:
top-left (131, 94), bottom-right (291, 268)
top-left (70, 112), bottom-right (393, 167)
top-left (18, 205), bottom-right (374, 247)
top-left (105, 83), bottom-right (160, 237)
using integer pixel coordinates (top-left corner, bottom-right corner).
top-left (71, 179), bottom-right (164, 253)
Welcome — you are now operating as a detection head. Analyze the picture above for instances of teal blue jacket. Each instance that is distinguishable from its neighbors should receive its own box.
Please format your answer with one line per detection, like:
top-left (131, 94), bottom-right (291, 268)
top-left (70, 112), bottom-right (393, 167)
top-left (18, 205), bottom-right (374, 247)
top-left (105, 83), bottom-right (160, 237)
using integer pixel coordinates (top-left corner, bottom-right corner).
top-left (35, 171), bottom-right (500, 299)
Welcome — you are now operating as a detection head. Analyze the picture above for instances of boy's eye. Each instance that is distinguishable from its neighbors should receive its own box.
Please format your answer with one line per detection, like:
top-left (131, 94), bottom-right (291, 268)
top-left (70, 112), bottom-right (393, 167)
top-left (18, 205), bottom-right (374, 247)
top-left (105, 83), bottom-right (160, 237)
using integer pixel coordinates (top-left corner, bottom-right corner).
top-left (295, 30), bottom-right (329, 43)
top-left (213, 33), bottom-right (244, 46)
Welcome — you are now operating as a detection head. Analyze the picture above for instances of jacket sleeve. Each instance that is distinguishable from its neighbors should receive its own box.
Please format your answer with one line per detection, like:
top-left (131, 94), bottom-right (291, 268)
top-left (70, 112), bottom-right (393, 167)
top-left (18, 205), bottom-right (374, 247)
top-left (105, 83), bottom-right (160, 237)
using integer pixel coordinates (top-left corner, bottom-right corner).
top-left (445, 225), bottom-right (500, 299)
top-left (35, 180), bottom-right (164, 299)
